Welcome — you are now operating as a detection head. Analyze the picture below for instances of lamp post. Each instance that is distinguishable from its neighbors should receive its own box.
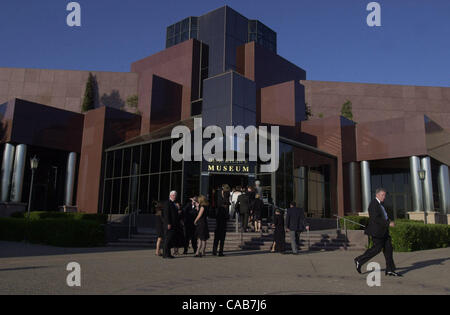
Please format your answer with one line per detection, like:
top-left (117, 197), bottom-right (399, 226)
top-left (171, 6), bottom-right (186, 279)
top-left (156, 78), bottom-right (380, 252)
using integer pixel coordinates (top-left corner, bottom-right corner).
top-left (27, 156), bottom-right (39, 218)
top-left (418, 169), bottom-right (427, 224)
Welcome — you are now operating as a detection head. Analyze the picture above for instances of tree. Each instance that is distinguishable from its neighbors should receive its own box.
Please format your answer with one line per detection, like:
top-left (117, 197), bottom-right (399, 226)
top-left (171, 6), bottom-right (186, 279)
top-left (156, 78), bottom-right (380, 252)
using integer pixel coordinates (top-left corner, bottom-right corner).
top-left (305, 103), bottom-right (313, 121)
top-left (341, 100), bottom-right (353, 120)
top-left (81, 73), bottom-right (96, 112)
top-left (126, 95), bottom-right (139, 108)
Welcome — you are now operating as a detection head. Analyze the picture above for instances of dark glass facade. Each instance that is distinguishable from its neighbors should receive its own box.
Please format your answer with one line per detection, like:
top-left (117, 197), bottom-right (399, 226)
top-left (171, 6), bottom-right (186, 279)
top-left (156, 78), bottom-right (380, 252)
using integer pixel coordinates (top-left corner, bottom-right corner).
top-left (102, 134), bottom-right (336, 218)
top-left (166, 17), bottom-right (199, 48)
top-left (257, 141), bottom-right (335, 218)
top-left (102, 138), bottom-right (183, 214)
top-left (248, 20), bottom-right (277, 53)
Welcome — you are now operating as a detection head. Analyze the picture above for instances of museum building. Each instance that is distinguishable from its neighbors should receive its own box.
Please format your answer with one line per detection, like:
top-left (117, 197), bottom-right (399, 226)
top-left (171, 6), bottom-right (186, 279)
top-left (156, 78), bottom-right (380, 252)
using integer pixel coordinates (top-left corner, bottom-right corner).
top-left (0, 6), bottom-right (449, 223)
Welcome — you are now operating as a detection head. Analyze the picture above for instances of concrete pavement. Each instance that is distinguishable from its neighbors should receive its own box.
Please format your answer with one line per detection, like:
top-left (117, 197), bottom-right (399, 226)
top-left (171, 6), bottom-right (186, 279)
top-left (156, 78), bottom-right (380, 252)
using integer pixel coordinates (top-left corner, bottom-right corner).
top-left (0, 241), bottom-right (449, 295)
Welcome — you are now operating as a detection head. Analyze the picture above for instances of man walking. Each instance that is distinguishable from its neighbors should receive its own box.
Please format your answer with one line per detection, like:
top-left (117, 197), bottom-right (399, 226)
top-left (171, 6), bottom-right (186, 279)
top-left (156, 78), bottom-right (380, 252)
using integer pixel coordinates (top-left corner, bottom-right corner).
top-left (286, 201), bottom-right (306, 254)
top-left (163, 191), bottom-right (179, 259)
top-left (354, 188), bottom-right (402, 277)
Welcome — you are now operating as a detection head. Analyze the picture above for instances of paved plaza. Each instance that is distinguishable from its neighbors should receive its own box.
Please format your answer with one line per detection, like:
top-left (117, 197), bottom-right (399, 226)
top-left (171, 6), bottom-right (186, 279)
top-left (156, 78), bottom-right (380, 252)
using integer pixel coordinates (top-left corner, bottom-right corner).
top-left (0, 241), bottom-right (449, 295)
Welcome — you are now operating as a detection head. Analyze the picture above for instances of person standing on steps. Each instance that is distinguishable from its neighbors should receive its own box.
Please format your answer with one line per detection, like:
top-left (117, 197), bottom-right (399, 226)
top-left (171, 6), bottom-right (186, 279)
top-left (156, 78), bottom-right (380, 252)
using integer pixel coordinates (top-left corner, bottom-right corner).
top-left (252, 194), bottom-right (264, 233)
top-left (271, 208), bottom-right (286, 253)
top-left (286, 201), bottom-right (306, 255)
top-left (354, 187), bottom-right (402, 277)
top-left (213, 184), bottom-right (230, 256)
top-left (237, 188), bottom-right (250, 232)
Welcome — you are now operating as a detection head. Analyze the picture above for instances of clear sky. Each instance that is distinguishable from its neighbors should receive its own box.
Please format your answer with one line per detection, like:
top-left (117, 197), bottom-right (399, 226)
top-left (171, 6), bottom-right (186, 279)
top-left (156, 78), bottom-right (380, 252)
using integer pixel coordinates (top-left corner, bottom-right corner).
top-left (0, 0), bottom-right (449, 87)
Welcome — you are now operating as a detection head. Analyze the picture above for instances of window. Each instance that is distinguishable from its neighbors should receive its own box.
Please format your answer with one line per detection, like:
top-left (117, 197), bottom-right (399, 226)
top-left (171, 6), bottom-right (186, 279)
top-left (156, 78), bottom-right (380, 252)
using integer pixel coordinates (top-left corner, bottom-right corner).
top-left (166, 17), bottom-right (199, 48)
top-left (103, 139), bottom-right (186, 214)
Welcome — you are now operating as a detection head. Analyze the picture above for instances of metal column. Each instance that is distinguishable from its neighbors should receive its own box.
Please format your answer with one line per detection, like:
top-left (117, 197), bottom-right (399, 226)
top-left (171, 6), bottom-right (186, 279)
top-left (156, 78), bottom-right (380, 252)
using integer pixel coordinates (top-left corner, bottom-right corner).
top-left (64, 152), bottom-right (77, 206)
top-left (409, 156), bottom-right (424, 212)
top-left (360, 161), bottom-right (371, 213)
top-left (1, 143), bottom-right (15, 202)
top-left (421, 156), bottom-right (434, 212)
top-left (10, 144), bottom-right (27, 203)
top-left (438, 164), bottom-right (450, 214)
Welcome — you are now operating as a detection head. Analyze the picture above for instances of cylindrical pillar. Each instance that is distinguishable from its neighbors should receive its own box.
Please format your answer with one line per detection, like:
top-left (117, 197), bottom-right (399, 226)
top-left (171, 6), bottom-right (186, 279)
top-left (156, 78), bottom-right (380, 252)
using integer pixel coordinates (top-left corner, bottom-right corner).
top-left (1, 143), bottom-right (15, 202)
top-left (349, 162), bottom-right (358, 213)
top-left (360, 161), bottom-right (371, 213)
top-left (421, 156), bottom-right (434, 212)
top-left (10, 144), bottom-right (27, 203)
top-left (64, 152), bottom-right (77, 206)
top-left (438, 164), bottom-right (450, 214)
top-left (410, 156), bottom-right (424, 212)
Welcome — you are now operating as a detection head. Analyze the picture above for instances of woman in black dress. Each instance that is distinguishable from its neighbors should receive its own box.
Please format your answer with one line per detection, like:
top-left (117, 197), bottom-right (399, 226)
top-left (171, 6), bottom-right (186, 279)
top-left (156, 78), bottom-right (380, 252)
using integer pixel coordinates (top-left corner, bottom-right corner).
top-left (154, 202), bottom-right (165, 256)
top-left (252, 194), bottom-right (264, 233)
top-left (194, 195), bottom-right (210, 257)
top-left (271, 208), bottom-right (285, 253)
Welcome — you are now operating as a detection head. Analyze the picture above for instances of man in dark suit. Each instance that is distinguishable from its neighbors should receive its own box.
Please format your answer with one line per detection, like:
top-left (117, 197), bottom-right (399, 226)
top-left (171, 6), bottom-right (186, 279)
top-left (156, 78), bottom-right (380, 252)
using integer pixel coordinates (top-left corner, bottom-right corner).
top-left (286, 201), bottom-right (307, 254)
top-left (213, 187), bottom-right (230, 256)
top-left (182, 196), bottom-right (198, 255)
top-left (354, 188), bottom-right (402, 276)
top-left (163, 191), bottom-right (179, 259)
top-left (237, 190), bottom-right (250, 232)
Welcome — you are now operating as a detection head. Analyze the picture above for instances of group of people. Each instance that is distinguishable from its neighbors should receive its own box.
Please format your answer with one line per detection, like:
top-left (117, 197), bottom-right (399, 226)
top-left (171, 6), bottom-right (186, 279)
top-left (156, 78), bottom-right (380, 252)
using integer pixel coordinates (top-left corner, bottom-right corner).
top-left (153, 182), bottom-right (311, 258)
top-left (227, 184), bottom-right (264, 233)
top-left (154, 191), bottom-right (210, 259)
top-left (153, 185), bottom-right (402, 277)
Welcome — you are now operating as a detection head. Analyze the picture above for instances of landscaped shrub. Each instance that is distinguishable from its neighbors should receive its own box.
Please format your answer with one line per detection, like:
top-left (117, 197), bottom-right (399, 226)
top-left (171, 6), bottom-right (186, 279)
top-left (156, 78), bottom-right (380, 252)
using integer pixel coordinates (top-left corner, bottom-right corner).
top-left (0, 217), bottom-right (106, 247)
top-left (341, 216), bottom-right (450, 252)
top-left (390, 222), bottom-right (450, 252)
top-left (11, 211), bottom-right (107, 224)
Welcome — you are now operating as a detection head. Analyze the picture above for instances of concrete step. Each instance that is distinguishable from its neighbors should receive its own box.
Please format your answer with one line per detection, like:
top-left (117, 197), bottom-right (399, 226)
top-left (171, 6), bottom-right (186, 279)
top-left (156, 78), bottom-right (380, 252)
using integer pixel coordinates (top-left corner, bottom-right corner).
top-left (108, 242), bottom-right (366, 252)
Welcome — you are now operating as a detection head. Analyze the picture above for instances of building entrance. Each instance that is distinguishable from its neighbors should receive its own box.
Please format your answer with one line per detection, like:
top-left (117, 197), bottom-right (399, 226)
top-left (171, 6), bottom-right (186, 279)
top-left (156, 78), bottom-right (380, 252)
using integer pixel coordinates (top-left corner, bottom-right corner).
top-left (208, 174), bottom-right (248, 209)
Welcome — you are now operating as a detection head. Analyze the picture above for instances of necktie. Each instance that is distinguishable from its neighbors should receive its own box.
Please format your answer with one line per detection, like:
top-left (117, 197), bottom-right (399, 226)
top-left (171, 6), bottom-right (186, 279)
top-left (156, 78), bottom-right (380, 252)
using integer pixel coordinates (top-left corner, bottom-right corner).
top-left (380, 203), bottom-right (388, 220)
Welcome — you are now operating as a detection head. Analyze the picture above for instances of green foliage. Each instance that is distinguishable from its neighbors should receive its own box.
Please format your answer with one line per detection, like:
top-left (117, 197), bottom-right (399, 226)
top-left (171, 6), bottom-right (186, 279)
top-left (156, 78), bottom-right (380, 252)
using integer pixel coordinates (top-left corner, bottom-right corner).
top-left (13, 211), bottom-right (107, 224)
top-left (126, 95), bottom-right (139, 108)
top-left (340, 100), bottom-right (353, 120)
top-left (0, 217), bottom-right (105, 247)
top-left (318, 113), bottom-right (324, 118)
top-left (305, 103), bottom-right (312, 121)
top-left (0, 212), bottom-right (106, 247)
top-left (390, 222), bottom-right (449, 252)
top-left (81, 73), bottom-right (96, 113)
top-left (342, 216), bottom-right (450, 252)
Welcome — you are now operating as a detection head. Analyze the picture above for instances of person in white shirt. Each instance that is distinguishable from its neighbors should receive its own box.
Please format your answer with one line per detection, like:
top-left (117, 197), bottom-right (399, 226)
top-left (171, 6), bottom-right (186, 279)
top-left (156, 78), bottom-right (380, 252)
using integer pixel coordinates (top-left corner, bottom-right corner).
top-left (229, 186), bottom-right (242, 219)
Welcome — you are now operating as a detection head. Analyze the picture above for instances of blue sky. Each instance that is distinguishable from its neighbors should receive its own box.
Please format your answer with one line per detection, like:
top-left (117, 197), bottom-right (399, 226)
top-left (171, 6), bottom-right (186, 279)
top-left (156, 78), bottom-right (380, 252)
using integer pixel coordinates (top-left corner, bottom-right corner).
top-left (0, 0), bottom-right (449, 87)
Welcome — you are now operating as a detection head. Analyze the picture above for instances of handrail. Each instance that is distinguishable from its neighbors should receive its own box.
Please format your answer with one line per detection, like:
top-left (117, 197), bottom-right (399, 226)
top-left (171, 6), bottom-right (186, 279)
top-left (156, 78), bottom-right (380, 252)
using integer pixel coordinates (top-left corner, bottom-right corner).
top-left (334, 215), bottom-right (367, 250)
top-left (334, 215), bottom-right (366, 228)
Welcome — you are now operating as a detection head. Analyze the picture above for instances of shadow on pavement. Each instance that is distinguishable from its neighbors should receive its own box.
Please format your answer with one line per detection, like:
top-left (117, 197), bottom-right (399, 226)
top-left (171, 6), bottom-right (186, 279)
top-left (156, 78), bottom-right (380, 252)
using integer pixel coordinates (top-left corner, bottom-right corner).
top-left (0, 266), bottom-right (50, 272)
top-left (397, 257), bottom-right (450, 276)
top-left (0, 241), bottom-right (152, 259)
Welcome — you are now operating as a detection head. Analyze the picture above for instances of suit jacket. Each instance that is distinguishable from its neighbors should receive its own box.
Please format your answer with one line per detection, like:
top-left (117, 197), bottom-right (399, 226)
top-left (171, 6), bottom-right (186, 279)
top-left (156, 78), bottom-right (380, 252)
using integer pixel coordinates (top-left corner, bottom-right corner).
top-left (237, 193), bottom-right (250, 214)
top-left (163, 199), bottom-right (179, 228)
top-left (286, 207), bottom-right (306, 232)
top-left (365, 199), bottom-right (390, 238)
top-left (182, 201), bottom-right (196, 228)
